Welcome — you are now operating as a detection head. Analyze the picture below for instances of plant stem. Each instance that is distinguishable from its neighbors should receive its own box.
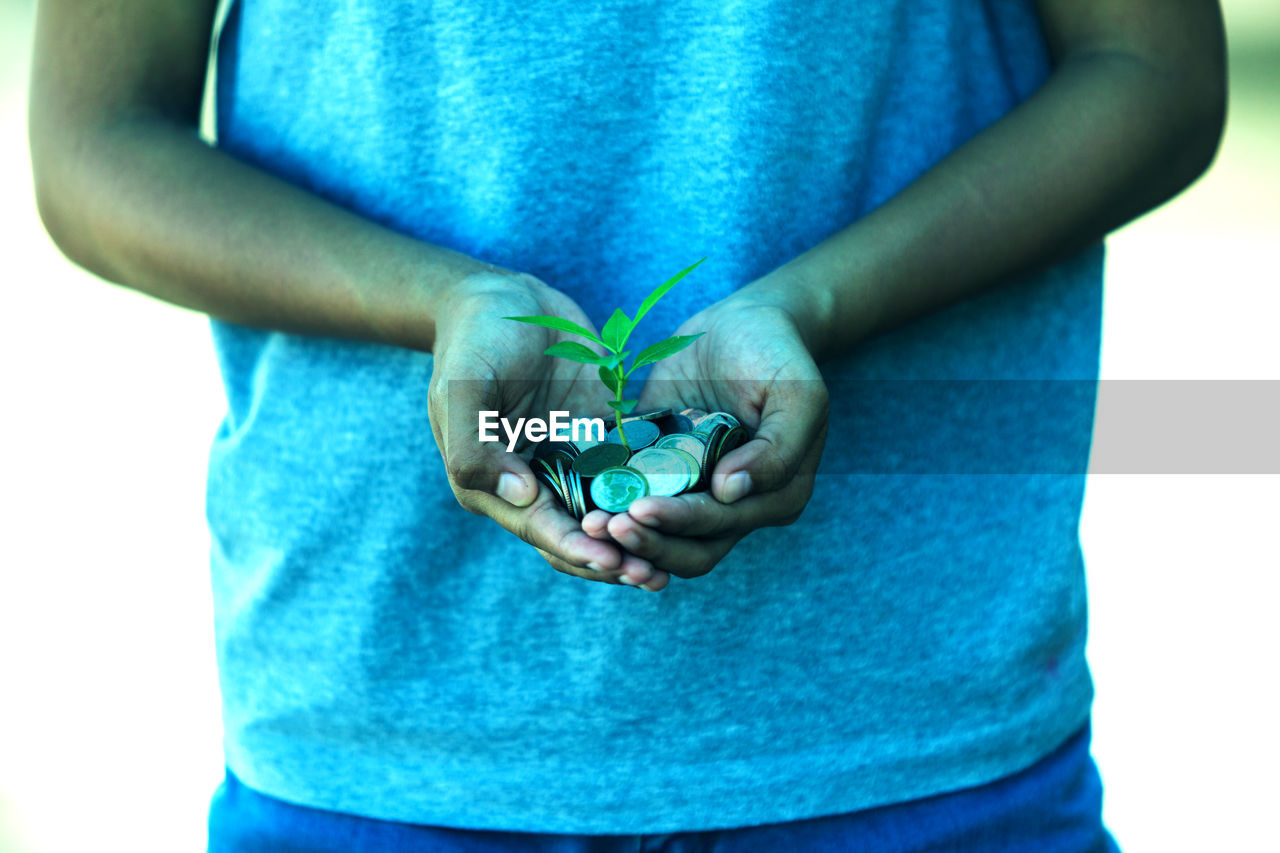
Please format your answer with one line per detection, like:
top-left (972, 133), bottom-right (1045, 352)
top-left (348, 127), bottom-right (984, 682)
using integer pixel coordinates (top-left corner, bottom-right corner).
top-left (615, 366), bottom-right (631, 451)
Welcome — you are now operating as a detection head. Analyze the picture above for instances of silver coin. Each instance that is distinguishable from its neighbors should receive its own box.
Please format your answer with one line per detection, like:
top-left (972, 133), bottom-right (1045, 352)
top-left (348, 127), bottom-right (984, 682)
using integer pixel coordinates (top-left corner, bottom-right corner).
top-left (718, 424), bottom-right (748, 460)
top-left (635, 407), bottom-right (672, 422)
top-left (654, 432), bottom-right (707, 460)
top-left (605, 418), bottom-right (661, 451)
top-left (699, 423), bottom-right (729, 473)
top-left (552, 458), bottom-right (574, 514)
top-left (693, 411), bottom-right (740, 436)
top-left (626, 448), bottom-right (694, 497)
top-left (665, 447), bottom-right (702, 489)
top-left (535, 438), bottom-right (581, 460)
top-left (602, 407), bottom-right (670, 429)
top-left (568, 468), bottom-right (586, 520)
top-left (655, 413), bottom-right (695, 434)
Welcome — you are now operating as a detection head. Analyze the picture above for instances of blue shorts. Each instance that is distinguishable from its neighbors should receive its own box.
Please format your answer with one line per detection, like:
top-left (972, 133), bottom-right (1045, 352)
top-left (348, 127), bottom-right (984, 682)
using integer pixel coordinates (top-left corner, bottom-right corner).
top-left (207, 722), bottom-right (1120, 852)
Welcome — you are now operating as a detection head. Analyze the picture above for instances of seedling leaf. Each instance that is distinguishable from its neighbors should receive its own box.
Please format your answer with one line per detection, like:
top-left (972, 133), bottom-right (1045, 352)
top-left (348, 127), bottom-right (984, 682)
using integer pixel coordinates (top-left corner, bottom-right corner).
top-left (503, 315), bottom-right (604, 347)
top-left (602, 350), bottom-right (629, 371)
top-left (631, 257), bottom-right (706, 329)
top-left (599, 366), bottom-right (622, 395)
top-left (627, 333), bottom-right (705, 373)
top-left (607, 399), bottom-right (639, 415)
top-left (601, 308), bottom-right (633, 352)
top-left (544, 340), bottom-right (608, 365)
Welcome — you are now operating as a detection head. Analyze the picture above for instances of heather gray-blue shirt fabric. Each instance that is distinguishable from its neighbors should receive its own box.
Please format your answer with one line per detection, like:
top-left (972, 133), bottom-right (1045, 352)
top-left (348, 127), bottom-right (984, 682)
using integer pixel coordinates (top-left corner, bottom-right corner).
top-left (208, 0), bottom-right (1103, 833)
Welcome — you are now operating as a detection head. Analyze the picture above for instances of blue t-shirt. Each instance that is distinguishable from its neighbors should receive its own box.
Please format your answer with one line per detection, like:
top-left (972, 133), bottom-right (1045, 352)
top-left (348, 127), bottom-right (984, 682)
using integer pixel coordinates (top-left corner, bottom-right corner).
top-left (209, 0), bottom-right (1102, 833)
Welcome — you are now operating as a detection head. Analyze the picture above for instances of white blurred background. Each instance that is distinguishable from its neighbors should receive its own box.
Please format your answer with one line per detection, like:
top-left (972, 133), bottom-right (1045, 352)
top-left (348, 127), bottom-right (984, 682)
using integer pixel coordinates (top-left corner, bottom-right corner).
top-left (1, 0), bottom-right (1277, 850)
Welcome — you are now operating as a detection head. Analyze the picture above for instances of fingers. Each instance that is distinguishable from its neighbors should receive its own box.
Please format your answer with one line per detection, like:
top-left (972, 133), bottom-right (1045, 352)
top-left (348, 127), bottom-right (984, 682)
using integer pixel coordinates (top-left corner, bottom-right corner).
top-left (624, 485), bottom-right (803, 538)
top-left (462, 482), bottom-right (622, 569)
top-left (580, 422), bottom-right (825, 577)
top-left (429, 370), bottom-right (536, 505)
top-left (448, 451), bottom-right (541, 508)
top-left (605, 511), bottom-right (739, 580)
top-left (710, 382), bottom-right (829, 501)
top-left (601, 432), bottom-right (824, 581)
top-left (535, 547), bottom-right (670, 590)
top-left (440, 405), bottom-right (539, 509)
top-left (462, 483), bottom-right (670, 589)
top-left (581, 509), bottom-right (674, 590)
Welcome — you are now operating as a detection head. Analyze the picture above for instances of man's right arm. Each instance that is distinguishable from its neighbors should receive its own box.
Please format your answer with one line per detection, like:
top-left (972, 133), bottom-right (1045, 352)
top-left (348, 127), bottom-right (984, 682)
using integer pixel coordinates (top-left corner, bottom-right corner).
top-left (29, 0), bottom-right (666, 588)
top-left (28, 0), bottom-right (491, 353)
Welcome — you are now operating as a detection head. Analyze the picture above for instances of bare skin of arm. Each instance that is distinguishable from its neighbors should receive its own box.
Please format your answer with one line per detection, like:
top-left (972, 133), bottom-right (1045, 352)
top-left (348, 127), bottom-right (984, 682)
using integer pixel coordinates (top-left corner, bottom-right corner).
top-left (754, 0), bottom-right (1228, 363)
top-left (590, 0), bottom-right (1228, 585)
top-left (28, 0), bottom-right (476, 349)
top-left (29, 0), bottom-right (656, 588)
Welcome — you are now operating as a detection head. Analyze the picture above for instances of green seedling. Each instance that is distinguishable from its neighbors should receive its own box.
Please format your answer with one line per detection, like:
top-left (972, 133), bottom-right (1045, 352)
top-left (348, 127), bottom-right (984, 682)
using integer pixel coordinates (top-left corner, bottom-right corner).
top-left (504, 257), bottom-right (707, 450)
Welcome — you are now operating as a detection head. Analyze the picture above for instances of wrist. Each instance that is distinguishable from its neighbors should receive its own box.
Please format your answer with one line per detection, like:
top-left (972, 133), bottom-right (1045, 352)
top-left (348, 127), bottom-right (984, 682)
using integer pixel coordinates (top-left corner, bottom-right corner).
top-left (732, 262), bottom-right (836, 363)
top-left (376, 240), bottom-right (510, 353)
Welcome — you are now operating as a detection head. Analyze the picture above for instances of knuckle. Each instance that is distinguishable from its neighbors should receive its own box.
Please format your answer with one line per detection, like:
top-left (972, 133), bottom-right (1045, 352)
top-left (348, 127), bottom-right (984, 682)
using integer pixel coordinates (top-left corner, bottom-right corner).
top-left (776, 508), bottom-right (804, 527)
top-left (540, 549), bottom-right (609, 584)
top-left (537, 548), bottom-right (572, 574)
top-left (814, 387), bottom-right (831, 419)
top-left (427, 377), bottom-right (447, 405)
top-left (455, 497), bottom-right (484, 517)
top-left (513, 507), bottom-right (541, 547)
top-left (524, 501), bottom-right (567, 551)
top-left (448, 482), bottom-right (485, 516)
top-left (552, 526), bottom-right (580, 560)
top-left (673, 555), bottom-right (715, 580)
top-left (790, 475), bottom-right (816, 506)
top-left (759, 449), bottom-right (792, 492)
top-left (771, 483), bottom-right (814, 528)
top-left (445, 457), bottom-right (487, 492)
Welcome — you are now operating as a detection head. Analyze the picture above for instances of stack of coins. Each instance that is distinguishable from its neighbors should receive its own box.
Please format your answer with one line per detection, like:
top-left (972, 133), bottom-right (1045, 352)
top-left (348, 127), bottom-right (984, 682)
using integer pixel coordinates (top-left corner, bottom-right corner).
top-left (531, 408), bottom-right (749, 518)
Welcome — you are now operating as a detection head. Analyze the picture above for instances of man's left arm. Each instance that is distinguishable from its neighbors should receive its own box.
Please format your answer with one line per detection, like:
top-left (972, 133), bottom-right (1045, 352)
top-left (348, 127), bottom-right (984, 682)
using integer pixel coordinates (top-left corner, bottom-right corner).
top-left (585, 0), bottom-right (1227, 587)
top-left (774, 0), bottom-right (1227, 363)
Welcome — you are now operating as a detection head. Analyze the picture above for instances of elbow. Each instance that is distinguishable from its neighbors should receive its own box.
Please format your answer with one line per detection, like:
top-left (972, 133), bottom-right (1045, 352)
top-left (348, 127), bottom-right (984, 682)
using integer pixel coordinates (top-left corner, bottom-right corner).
top-left (1134, 60), bottom-right (1228, 209)
top-left (31, 158), bottom-right (81, 267)
top-left (30, 114), bottom-right (88, 269)
top-left (1181, 67), bottom-right (1228, 187)
top-left (28, 118), bottom-right (120, 283)
top-left (1167, 19), bottom-right (1229, 192)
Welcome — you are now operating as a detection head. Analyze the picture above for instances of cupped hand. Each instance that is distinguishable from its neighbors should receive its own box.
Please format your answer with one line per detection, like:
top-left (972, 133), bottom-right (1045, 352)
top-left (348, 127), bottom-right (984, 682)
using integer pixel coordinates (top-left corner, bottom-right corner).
top-left (580, 289), bottom-right (829, 584)
top-left (427, 267), bottom-right (668, 588)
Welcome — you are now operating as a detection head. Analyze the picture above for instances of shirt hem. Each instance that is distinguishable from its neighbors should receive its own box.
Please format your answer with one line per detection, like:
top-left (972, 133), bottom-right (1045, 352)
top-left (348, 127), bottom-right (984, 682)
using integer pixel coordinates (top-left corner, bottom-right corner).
top-left (224, 686), bottom-right (1094, 834)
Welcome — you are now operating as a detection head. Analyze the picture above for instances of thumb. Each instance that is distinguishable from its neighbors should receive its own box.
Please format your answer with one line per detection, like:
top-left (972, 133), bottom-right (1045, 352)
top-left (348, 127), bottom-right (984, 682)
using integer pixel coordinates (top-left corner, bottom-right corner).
top-left (709, 382), bottom-right (828, 502)
top-left (447, 434), bottom-right (539, 507)
top-left (441, 383), bottom-right (539, 508)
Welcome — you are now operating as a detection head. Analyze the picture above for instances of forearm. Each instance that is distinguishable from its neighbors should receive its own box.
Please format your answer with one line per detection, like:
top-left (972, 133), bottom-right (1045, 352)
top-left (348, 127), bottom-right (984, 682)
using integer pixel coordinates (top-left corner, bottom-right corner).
top-left (31, 116), bottom-right (492, 353)
top-left (748, 39), bottom-right (1226, 364)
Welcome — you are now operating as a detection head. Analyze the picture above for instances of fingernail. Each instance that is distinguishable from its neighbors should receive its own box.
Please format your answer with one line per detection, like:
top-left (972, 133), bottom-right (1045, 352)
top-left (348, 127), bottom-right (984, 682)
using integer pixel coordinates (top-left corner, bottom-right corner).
top-left (625, 565), bottom-right (652, 584)
top-left (629, 501), bottom-right (659, 525)
top-left (639, 582), bottom-right (660, 592)
top-left (586, 562), bottom-right (606, 572)
top-left (721, 471), bottom-right (752, 504)
top-left (618, 574), bottom-right (639, 586)
top-left (498, 472), bottom-right (527, 505)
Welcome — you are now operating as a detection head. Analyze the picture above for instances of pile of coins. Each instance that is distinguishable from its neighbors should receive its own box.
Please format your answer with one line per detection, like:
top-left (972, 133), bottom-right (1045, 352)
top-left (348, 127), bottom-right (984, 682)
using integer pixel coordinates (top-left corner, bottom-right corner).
top-left (531, 408), bottom-right (748, 518)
